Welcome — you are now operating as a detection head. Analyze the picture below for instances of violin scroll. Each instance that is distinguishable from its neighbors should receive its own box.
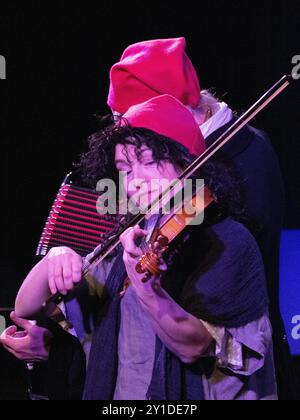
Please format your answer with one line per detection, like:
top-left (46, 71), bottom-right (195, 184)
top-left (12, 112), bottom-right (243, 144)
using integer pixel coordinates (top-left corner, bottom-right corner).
top-left (135, 233), bottom-right (169, 282)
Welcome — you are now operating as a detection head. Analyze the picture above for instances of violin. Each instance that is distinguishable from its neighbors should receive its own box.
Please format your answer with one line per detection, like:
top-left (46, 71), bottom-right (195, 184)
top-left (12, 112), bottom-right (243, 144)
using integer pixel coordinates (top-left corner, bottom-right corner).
top-left (47, 74), bottom-right (293, 304)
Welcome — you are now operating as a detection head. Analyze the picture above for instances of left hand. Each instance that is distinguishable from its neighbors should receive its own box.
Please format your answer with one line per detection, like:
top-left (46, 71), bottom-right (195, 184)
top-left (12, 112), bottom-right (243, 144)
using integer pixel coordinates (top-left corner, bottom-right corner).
top-left (120, 225), bottom-right (163, 297)
top-left (0, 312), bottom-right (52, 362)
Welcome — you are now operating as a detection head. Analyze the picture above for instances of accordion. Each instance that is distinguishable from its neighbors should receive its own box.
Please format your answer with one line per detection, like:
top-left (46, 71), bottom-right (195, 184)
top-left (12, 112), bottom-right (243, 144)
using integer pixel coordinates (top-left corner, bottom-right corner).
top-left (36, 173), bottom-right (119, 258)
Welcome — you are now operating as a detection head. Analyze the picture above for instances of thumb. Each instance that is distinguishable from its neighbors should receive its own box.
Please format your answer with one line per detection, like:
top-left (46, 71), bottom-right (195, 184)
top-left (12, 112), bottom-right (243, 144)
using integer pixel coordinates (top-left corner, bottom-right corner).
top-left (133, 225), bottom-right (148, 238)
top-left (10, 311), bottom-right (35, 330)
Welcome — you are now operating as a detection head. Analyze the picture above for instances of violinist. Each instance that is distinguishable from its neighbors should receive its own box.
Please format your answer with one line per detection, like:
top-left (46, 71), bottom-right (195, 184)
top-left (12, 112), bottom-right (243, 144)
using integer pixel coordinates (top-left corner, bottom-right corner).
top-left (108, 38), bottom-right (296, 399)
top-left (13, 95), bottom-right (277, 400)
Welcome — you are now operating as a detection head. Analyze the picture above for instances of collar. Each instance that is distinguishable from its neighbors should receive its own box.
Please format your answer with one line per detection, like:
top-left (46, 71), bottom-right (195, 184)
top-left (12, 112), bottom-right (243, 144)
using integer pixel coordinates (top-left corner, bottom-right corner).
top-left (200, 102), bottom-right (233, 138)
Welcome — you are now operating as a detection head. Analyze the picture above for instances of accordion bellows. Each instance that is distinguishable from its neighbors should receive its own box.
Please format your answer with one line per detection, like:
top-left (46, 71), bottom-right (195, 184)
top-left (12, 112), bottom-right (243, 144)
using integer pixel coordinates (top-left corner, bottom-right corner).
top-left (36, 174), bottom-right (119, 257)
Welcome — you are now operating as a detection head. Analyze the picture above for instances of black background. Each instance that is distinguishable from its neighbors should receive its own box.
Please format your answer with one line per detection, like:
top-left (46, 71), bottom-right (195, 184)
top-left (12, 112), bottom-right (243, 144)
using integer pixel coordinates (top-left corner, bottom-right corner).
top-left (0, 1), bottom-right (299, 399)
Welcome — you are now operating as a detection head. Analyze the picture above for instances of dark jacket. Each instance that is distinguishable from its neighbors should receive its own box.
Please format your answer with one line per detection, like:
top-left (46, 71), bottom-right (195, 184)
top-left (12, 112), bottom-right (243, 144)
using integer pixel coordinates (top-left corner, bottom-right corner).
top-left (207, 121), bottom-right (284, 314)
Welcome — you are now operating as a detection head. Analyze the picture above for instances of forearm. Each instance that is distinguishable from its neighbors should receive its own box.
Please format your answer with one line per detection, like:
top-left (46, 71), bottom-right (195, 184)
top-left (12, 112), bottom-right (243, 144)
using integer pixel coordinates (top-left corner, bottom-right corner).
top-left (15, 257), bottom-right (52, 319)
top-left (120, 228), bottom-right (213, 363)
top-left (137, 283), bottom-right (213, 364)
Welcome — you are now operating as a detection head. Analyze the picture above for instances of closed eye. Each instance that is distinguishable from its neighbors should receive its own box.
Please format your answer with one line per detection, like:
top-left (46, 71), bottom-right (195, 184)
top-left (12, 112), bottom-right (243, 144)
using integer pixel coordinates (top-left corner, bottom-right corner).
top-left (118, 169), bottom-right (132, 175)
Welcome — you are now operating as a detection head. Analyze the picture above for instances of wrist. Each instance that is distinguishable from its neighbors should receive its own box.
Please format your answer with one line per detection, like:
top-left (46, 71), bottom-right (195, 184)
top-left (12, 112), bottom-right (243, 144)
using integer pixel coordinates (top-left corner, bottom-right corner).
top-left (135, 276), bottom-right (163, 304)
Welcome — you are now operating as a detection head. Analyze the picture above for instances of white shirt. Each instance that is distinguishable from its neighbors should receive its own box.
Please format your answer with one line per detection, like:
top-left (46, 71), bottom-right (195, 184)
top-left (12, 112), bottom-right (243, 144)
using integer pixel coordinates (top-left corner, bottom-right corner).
top-left (200, 102), bottom-right (233, 139)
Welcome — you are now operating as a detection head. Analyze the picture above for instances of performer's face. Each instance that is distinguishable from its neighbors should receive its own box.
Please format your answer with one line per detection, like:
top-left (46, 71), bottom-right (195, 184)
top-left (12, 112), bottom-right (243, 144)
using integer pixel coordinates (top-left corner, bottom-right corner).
top-left (115, 143), bottom-right (181, 209)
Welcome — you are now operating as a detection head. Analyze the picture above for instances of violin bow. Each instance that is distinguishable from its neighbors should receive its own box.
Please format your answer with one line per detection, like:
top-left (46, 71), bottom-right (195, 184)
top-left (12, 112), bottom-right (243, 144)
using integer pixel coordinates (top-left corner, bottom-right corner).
top-left (48, 74), bottom-right (294, 304)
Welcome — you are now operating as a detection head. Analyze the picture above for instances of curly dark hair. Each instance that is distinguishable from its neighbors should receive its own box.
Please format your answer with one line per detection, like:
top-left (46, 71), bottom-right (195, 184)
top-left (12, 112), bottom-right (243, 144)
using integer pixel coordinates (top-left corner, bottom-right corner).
top-left (74, 120), bottom-right (248, 225)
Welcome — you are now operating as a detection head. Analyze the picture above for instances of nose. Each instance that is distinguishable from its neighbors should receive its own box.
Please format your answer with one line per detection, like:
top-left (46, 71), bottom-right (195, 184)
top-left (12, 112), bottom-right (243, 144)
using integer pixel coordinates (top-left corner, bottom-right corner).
top-left (130, 164), bottom-right (150, 194)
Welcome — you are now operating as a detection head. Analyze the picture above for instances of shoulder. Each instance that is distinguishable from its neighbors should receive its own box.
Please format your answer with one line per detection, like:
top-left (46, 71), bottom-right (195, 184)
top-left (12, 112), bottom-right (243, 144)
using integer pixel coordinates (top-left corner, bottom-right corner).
top-left (204, 218), bottom-right (263, 267)
top-left (247, 124), bottom-right (270, 141)
top-left (210, 217), bottom-right (258, 249)
top-left (246, 125), bottom-right (275, 152)
top-left (246, 125), bottom-right (281, 164)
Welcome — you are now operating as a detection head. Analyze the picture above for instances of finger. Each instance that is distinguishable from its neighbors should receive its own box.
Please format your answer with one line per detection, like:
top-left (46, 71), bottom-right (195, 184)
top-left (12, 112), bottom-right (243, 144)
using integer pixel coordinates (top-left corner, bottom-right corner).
top-left (121, 226), bottom-right (145, 257)
top-left (126, 247), bottom-right (143, 258)
top-left (12, 331), bottom-right (28, 338)
top-left (131, 226), bottom-right (148, 251)
top-left (123, 252), bottom-right (137, 264)
top-left (62, 260), bottom-right (74, 291)
top-left (121, 225), bottom-right (147, 240)
top-left (71, 254), bottom-right (83, 284)
top-left (123, 252), bottom-right (138, 269)
top-left (0, 326), bottom-right (17, 341)
top-left (10, 312), bottom-right (33, 331)
top-left (159, 260), bottom-right (168, 271)
top-left (48, 258), bottom-right (57, 295)
top-left (2, 325), bottom-right (17, 337)
top-left (133, 225), bottom-right (148, 237)
top-left (120, 228), bottom-right (136, 253)
top-left (53, 259), bottom-right (67, 295)
top-left (154, 244), bottom-right (168, 257)
top-left (0, 334), bottom-right (26, 350)
top-left (120, 226), bottom-right (134, 242)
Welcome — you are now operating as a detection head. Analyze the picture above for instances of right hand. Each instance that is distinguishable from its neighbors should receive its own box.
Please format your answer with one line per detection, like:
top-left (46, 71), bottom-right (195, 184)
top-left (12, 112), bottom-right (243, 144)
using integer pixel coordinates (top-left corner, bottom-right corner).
top-left (46, 246), bottom-right (83, 295)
